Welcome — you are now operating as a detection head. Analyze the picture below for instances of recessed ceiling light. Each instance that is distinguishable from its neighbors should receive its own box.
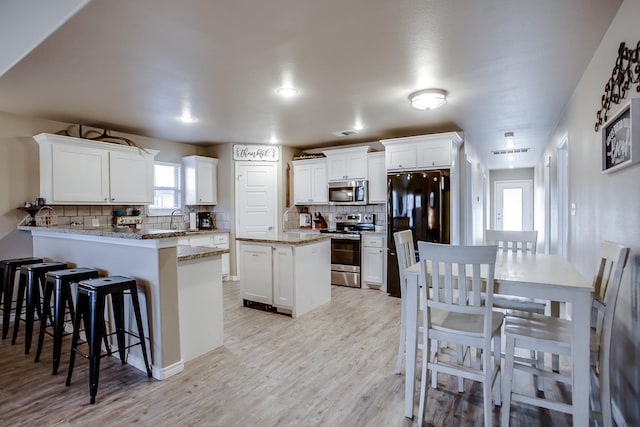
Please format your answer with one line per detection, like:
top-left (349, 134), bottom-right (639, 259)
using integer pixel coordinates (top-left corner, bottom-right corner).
top-left (177, 114), bottom-right (197, 123)
top-left (276, 87), bottom-right (299, 98)
top-left (408, 88), bottom-right (447, 110)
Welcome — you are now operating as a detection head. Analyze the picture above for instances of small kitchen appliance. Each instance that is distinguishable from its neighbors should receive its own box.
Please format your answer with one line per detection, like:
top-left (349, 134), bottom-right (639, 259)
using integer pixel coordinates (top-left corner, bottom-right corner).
top-left (299, 213), bottom-right (312, 228)
top-left (197, 212), bottom-right (213, 230)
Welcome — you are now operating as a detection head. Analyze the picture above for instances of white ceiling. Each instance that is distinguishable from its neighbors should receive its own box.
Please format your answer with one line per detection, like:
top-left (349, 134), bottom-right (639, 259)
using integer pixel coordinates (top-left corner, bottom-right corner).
top-left (0, 0), bottom-right (621, 169)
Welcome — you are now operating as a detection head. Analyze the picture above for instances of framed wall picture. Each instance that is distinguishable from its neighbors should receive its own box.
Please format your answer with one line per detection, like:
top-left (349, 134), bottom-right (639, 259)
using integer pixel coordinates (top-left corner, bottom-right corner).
top-left (602, 97), bottom-right (640, 173)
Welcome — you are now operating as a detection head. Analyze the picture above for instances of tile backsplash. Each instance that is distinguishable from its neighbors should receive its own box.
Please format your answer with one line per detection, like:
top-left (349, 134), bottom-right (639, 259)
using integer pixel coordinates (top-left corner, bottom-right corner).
top-left (35, 205), bottom-right (228, 230)
top-left (284, 204), bottom-right (386, 230)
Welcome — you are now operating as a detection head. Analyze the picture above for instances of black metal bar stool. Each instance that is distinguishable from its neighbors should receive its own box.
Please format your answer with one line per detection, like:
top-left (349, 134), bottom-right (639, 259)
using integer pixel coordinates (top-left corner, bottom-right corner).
top-left (66, 275), bottom-right (152, 404)
top-left (1, 257), bottom-right (43, 340)
top-left (34, 267), bottom-right (99, 374)
top-left (12, 262), bottom-right (68, 354)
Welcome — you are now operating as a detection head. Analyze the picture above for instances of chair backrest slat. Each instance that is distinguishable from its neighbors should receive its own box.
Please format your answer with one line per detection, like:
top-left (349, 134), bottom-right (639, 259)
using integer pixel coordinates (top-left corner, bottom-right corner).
top-left (418, 242), bottom-right (498, 315)
top-left (486, 229), bottom-right (538, 254)
top-left (393, 230), bottom-right (416, 295)
top-left (591, 241), bottom-right (629, 426)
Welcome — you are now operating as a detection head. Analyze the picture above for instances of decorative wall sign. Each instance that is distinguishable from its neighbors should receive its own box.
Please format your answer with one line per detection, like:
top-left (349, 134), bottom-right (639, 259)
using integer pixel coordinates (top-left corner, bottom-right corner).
top-left (233, 144), bottom-right (279, 161)
top-left (595, 41), bottom-right (640, 132)
top-left (601, 97), bottom-right (640, 173)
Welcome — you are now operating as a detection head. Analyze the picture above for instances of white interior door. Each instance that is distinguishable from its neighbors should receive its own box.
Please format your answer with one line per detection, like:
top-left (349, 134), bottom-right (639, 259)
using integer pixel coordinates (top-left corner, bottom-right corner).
top-left (235, 162), bottom-right (278, 238)
top-left (494, 180), bottom-right (533, 231)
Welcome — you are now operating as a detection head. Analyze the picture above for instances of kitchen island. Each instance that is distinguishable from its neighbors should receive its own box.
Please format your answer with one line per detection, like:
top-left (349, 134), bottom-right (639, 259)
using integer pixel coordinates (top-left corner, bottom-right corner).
top-left (237, 233), bottom-right (331, 317)
top-left (18, 225), bottom-right (229, 379)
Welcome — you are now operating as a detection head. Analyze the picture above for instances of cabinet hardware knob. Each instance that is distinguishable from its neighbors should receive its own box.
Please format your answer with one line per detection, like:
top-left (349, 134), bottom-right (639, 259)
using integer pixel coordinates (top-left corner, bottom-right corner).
top-left (104, 198), bottom-right (108, 201)
top-left (111, 198), bottom-right (115, 201)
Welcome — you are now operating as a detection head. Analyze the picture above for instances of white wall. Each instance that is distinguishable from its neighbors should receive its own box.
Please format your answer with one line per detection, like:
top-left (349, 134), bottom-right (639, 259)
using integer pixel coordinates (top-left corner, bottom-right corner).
top-left (537, 0), bottom-right (640, 422)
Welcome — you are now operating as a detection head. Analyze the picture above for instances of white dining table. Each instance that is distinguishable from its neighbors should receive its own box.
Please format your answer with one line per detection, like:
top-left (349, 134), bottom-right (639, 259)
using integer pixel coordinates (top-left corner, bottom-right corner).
top-left (402, 251), bottom-right (592, 426)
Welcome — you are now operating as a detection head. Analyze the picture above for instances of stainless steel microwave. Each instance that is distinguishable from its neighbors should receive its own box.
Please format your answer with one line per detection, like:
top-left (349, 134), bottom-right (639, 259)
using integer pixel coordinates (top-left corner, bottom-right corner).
top-left (328, 180), bottom-right (368, 205)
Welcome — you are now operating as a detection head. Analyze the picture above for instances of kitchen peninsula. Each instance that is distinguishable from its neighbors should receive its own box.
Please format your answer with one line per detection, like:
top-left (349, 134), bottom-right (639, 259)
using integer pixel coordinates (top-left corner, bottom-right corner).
top-left (18, 225), bottom-right (229, 380)
top-left (237, 233), bottom-right (331, 317)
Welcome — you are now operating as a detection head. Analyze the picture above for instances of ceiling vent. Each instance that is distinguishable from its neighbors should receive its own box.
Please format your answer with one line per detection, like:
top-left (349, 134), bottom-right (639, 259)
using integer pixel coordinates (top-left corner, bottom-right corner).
top-left (492, 148), bottom-right (530, 155)
top-left (332, 129), bottom-right (358, 137)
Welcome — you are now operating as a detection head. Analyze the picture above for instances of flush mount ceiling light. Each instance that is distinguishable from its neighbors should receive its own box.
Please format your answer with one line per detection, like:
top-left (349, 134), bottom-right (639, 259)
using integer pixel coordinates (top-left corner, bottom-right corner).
top-left (276, 86), bottom-right (299, 98)
top-left (177, 115), bottom-right (197, 123)
top-left (408, 88), bottom-right (447, 110)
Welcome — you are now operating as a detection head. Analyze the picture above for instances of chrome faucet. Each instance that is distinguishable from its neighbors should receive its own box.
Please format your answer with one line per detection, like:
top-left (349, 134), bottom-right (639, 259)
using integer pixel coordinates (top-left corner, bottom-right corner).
top-left (169, 209), bottom-right (184, 230)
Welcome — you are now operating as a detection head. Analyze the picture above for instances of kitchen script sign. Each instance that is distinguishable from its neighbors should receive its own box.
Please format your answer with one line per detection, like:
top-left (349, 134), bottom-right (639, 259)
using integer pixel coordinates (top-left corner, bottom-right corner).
top-left (602, 97), bottom-right (640, 173)
top-left (233, 144), bottom-right (279, 162)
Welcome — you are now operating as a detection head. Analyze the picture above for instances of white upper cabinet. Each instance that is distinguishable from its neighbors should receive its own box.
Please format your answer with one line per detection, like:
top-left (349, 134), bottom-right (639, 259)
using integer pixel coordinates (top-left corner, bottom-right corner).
top-left (322, 146), bottom-right (370, 181)
top-left (292, 158), bottom-right (328, 205)
top-left (110, 149), bottom-right (156, 203)
top-left (381, 132), bottom-right (462, 171)
top-left (183, 155), bottom-right (218, 205)
top-left (367, 152), bottom-right (386, 204)
top-left (35, 133), bottom-right (158, 205)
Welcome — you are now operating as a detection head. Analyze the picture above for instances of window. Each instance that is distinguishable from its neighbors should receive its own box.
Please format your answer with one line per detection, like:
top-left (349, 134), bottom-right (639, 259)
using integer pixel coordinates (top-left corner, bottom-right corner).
top-left (148, 162), bottom-right (181, 215)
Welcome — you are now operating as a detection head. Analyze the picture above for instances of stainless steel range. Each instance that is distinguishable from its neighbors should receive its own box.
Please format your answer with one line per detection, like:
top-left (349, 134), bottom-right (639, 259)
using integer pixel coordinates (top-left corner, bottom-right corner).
top-left (320, 213), bottom-right (374, 288)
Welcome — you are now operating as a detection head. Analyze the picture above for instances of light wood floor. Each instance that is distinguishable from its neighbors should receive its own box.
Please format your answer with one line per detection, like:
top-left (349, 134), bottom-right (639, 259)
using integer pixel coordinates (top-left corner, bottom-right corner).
top-left (0, 282), bottom-right (573, 426)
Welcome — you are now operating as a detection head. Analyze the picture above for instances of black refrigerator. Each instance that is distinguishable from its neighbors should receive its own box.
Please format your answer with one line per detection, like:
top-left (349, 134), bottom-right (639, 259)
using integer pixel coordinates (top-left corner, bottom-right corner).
top-left (387, 170), bottom-right (450, 297)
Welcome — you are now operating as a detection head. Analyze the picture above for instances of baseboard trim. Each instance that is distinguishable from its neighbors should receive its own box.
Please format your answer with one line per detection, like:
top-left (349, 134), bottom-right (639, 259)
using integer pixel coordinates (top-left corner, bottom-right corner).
top-left (127, 353), bottom-right (184, 380)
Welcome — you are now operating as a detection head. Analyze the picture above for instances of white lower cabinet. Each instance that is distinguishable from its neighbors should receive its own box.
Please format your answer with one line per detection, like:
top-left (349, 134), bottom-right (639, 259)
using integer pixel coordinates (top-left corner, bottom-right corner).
top-left (239, 243), bottom-right (274, 305)
top-left (212, 234), bottom-right (230, 278)
top-left (238, 239), bottom-right (330, 317)
top-left (362, 234), bottom-right (385, 287)
top-left (179, 232), bottom-right (230, 279)
top-left (272, 246), bottom-right (294, 309)
top-left (238, 243), bottom-right (292, 308)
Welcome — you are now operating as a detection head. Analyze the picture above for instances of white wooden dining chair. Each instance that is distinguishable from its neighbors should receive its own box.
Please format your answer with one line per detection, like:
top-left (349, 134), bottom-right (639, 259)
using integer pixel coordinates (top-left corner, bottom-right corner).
top-left (589, 241), bottom-right (629, 427)
top-left (485, 230), bottom-right (546, 313)
top-left (500, 240), bottom-right (629, 427)
top-left (485, 229), bottom-right (547, 389)
top-left (485, 229), bottom-right (538, 253)
top-left (393, 230), bottom-right (416, 374)
top-left (417, 242), bottom-right (502, 427)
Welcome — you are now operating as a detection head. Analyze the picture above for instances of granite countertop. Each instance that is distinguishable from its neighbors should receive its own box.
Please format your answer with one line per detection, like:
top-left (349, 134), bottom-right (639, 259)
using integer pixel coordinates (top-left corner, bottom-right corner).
top-left (177, 245), bottom-right (229, 261)
top-left (236, 232), bottom-right (331, 245)
top-left (18, 224), bottom-right (230, 240)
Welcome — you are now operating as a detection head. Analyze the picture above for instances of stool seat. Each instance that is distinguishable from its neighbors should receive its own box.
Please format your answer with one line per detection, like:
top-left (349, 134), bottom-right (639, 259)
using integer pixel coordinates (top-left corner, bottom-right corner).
top-left (66, 275), bottom-right (152, 404)
top-left (35, 267), bottom-right (99, 374)
top-left (1, 257), bottom-right (43, 340)
top-left (13, 262), bottom-right (67, 354)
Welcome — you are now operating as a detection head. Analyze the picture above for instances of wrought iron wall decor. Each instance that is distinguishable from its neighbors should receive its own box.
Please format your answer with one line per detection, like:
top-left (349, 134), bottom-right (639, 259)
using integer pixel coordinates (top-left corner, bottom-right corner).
top-left (54, 124), bottom-right (149, 154)
top-left (595, 41), bottom-right (640, 132)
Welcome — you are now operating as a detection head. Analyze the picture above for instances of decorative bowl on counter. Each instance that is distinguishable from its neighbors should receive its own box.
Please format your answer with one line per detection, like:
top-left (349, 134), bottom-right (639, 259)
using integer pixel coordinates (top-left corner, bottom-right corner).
top-left (113, 209), bottom-right (125, 217)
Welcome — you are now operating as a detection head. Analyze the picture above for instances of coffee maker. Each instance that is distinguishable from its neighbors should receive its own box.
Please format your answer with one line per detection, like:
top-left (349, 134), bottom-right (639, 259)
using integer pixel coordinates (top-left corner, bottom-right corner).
top-left (197, 212), bottom-right (213, 230)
